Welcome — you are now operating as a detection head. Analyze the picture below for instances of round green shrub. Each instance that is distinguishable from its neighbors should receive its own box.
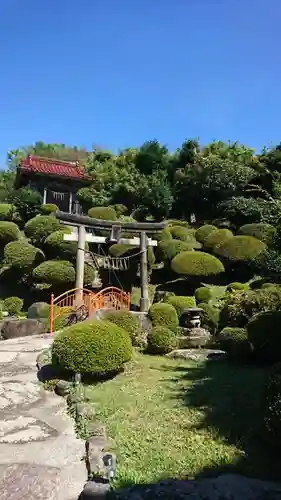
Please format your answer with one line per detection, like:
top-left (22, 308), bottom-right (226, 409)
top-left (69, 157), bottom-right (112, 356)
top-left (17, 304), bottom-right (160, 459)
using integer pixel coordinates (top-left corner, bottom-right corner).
top-left (113, 204), bottom-right (128, 217)
top-left (239, 223), bottom-right (276, 246)
top-left (0, 204), bottom-right (13, 221)
top-left (52, 320), bottom-right (132, 374)
top-left (4, 241), bottom-right (45, 270)
top-left (218, 327), bottom-right (251, 360)
top-left (32, 260), bottom-right (75, 285)
top-left (83, 263), bottom-right (96, 286)
top-left (159, 240), bottom-right (199, 261)
top-left (200, 303), bottom-right (220, 334)
top-left (195, 287), bottom-right (212, 303)
top-left (3, 296), bottom-right (23, 316)
top-left (27, 301), bottom-right (49, 319)
top-left (24, 215), bottom-right (61, 244)
top-left (147, 326), bottom-right (177, 354)
top-left (45, 228), bottom-right (89, 258)
top-left (247, 311), bottom-right (281, 362)
top-left (226, 282), bottom-right (250, 292)
top-left (0, 221), bottom-right (20, 245)
top-left (261, 283), bottom-right (280, 290)
top-left (171, 251), bottom-right (225, 278)
top-left (169, 226), bottom-right (195, 242)
top-left (263, 362), bottom-right (281, 447)
top-left (104, 310), bottom-right (143, 347)
top-left (167, 220), bottom-right (190, 228)
top-left (148, 302), bottom-right (179, 332)
top-left (195, 225), bottom-right (217, 244)
top-left (88, 206), bottom-right (117, 220)
top-left (214, 235), bottom-right (266, 262)
top-left (204, 229), bottom-right (233, 250)
top-left (163, 295), bottom-right (196, 318)
top-left (40, 203), bottom-right (57, 215)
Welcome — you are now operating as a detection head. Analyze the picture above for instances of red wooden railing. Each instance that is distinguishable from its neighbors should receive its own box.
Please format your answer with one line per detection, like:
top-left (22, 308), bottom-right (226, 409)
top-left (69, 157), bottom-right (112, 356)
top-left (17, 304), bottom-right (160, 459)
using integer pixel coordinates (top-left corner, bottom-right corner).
top-left (49, 286), bottom-right (130, 335)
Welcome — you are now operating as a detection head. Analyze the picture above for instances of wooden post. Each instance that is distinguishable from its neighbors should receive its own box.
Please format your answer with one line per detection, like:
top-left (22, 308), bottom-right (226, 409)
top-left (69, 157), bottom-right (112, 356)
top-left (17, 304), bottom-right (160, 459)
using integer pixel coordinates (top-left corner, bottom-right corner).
top-left (50, 293), bottom-right (54, 336)
top-left (139, 231), bottom-right (149, 312)
top-left (43, 187), bottom-right (47, 205)
top-left (76, 225), bottom-right (85, 305)
top-left (68, 191), bottom-right (73, 214)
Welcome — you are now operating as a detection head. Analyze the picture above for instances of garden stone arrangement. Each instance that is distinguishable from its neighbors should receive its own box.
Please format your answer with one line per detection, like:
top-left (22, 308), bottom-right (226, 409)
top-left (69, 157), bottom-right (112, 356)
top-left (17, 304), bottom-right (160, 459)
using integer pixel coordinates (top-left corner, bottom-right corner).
top-left (0, 334), bottom-right (87, 500)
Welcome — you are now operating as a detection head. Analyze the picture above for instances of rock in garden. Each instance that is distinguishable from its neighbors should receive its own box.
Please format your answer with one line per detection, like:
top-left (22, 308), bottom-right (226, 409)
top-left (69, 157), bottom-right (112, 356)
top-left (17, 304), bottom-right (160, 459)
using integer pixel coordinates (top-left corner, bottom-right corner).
top-left (1, 319), bottom-right (45, 339)
top-left (167, 348), bottom-right (226, 362)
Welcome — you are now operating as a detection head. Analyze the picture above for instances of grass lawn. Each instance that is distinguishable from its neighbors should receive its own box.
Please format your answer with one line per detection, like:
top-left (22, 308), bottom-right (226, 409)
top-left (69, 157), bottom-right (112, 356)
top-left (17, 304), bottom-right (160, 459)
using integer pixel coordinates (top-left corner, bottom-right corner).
top-left (84, 352), bottom-right (281, 488)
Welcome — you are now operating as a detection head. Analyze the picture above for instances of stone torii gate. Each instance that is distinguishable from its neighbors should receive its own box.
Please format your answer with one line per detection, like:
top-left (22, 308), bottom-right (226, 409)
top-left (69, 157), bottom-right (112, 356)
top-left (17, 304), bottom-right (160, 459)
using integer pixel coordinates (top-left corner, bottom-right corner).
top-left (55, 210), bottom-right (166, 312)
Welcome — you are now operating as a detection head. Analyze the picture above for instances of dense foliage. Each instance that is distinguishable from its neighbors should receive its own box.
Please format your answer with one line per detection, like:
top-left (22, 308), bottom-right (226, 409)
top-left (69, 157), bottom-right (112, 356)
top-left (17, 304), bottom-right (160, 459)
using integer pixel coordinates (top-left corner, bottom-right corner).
top-left (52, 320), bottom-right (132, 374)
top-left (148, 302), bottom-right (179, 332)
top-left (171, 251), bottom-right (225, 278)
top-left (147, 326), bottom-right (177, 354)
top-left (3, 296), bottom-right (23, 315)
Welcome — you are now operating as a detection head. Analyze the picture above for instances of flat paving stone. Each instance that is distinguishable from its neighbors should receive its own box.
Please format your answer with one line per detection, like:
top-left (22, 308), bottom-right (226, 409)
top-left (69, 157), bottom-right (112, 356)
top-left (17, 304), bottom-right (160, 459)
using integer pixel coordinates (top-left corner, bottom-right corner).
top-left (0, 352), bottom-right (17, 363)
top-left (0, 463), bottom-right (61, 500)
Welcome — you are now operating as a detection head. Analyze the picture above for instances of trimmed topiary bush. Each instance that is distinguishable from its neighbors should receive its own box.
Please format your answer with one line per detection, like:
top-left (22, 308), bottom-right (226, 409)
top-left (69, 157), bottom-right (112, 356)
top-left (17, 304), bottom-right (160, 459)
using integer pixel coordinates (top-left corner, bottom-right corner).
top-left (147, 326), bottom-right (177, 354)
top-left (88, 206), bottom-right (117, 220)
top-left (104, 310), bottom-right (144, 347)
top-left (218, 327), bottom-right (251, 360)
top-left (226, 282), bottom-right (250, 292)
top-left (156, 227), bottom-right (172, 242)
top-left (159, 240), bottom-right (200, 262)
top-left (24, 215), bottom-right (61, 245)
top-left (83, 263), bottom-right (96, 286)
top-left (239, 223), bottom-right (276, 246)
top-left (0, 221), bottom-right (20, 245)
top-left (0, 204), bottom-right (13, 221)
top-left (163, 295), bottom-right (196, 318)
top-left (203, 229), bottom-right (233, 250)
top-left (148, 302), bottom-right (179, 332)
top-left (214, 235), bottom-right (266, 262)
top-left (263, 362), bottom-right (281, 447)
top-left (171, 251), bottom-right (224, 278)
top-left (195, 287), bottom-right (212, 304)
top-left (113, 204), bottom-right (128, 217)
top-left (32, 260), bottom-right (75, 286)
top-left (52, 320), bottom-right (132, 374)
top-left (247, 311), bottom-right (281, 362)
top-left (200, 303), bottom-right (220, 334)
top-left (27, 302), bottom-right (49, 319)
top-left (40, 203), bottom-right (57, 215)
top-left (3, 296), bottom-right (23, 316)
top-left (4, 241), bottom-right (45, 271)
top-left (169, 226), bottom-right (195, 242)
top-left (195, 225), bottom-right (217, 244)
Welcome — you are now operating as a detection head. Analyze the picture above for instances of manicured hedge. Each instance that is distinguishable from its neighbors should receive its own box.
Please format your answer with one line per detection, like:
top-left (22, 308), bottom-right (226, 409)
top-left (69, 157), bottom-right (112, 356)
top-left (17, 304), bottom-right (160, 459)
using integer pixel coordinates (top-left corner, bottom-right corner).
top-left (147, 326), bottom-right (177, 354)
top-left (159, 240), bottom-right (200, 262)
top-left (203, 229), bottom-right (233, 250)
top-left (195, 225), bottom-right (217, 244)
top-left (40, 203), bottom-right (57, 215)
top-left (24, 215), bottom-right (61, 244)
top-left (163, 295), bottom-right (196, 318)
top-left (156, 227), bottom-right (172, 242)
top-left (148, 302), bottom-right (179, 332)
top-left (104, 310), bottom-right (143, 347)
top-left (88, 206), bottom-right (117, 220)
top-left (171, 251), bottom-right (225, 277)
top-left (169, 226), bottom-right (196, 242)
top-left (3, 296), bottom-right (23, 315)
top-left (0, 221), bottom-right (20, 245)
top-left (218, 327), bottom-right (251, 361)
top-left (214, 235), bottom-right (266, 262)
top-left (239, 223), bottom-right (276, 246)
top-left (44, 228), bottom-right (87, 258)
top-left (52, 320), bottom-right (132, 374)
top-left (0, 204), bottom-right (13, 221)
top-left (32, 260), bottom-right (75, 285)
top-left (4, 241), bottom-right (45, 271)
top-left (195, 287), bottom-right (212, 303)
top-left (247, 311), bottom-right (281, 362)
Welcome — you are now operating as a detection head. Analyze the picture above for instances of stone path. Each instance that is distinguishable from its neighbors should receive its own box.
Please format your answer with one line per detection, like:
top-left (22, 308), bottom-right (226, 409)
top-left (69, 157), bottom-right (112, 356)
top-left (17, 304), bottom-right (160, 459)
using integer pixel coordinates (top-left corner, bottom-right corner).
top-left (0, 335), bottom-right (86, 500)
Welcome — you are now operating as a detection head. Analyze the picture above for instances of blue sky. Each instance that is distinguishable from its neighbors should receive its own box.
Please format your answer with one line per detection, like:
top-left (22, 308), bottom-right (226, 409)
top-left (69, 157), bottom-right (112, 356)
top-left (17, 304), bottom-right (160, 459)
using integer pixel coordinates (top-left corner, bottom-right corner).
top-left (0, 0), bottom-right (280, 167)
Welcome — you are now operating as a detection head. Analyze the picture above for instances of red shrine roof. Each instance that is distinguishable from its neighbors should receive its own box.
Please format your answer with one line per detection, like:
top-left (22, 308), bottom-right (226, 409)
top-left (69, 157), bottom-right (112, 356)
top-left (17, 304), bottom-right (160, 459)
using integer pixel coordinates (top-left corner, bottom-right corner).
top-left (19, 155), bottom-right (91, 181)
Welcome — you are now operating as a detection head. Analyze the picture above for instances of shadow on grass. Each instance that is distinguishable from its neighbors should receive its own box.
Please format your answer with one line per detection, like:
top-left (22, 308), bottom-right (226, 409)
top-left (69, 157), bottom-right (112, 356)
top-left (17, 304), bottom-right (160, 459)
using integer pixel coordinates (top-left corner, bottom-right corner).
top-left (167, 359), bottom-right (281, 482)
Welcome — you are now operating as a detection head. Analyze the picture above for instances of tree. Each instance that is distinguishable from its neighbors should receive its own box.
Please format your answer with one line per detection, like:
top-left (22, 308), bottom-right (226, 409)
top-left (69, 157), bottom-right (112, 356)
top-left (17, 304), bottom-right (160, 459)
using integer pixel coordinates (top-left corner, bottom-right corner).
top-left (8, 187), bottom-right (42, 223)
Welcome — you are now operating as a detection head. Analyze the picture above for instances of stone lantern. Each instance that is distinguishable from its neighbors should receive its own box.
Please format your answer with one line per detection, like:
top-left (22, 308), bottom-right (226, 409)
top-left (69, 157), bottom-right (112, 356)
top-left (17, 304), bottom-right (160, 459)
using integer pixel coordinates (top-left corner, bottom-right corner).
top-left (177, 307), bottom-right (211, 348)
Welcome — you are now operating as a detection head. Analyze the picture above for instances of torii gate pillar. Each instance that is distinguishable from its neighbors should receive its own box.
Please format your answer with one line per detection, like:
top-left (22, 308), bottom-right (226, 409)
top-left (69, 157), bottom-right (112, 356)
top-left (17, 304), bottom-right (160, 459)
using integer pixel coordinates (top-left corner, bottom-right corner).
top-left (139, 231), bottom-right (149, 312)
